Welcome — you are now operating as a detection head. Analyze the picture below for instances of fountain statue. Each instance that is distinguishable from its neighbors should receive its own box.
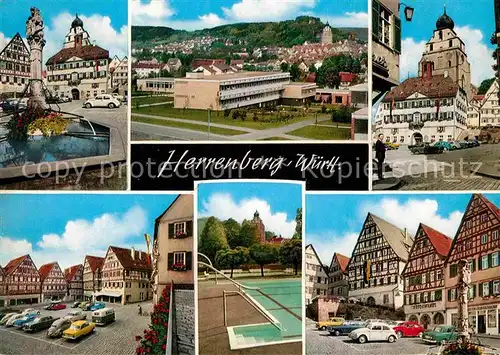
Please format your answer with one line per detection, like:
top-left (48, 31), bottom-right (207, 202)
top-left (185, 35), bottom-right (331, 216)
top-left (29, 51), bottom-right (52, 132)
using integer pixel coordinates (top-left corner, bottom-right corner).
top-left (26, 7), bottom-right (47, 110)
top-left (457, 259), bottom-right (471, 343)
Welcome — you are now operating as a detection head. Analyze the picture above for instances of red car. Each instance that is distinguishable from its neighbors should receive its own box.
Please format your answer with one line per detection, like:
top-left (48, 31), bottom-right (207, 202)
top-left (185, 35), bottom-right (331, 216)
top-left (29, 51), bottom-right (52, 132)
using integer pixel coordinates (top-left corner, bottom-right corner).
top-left (393, 322), bottom-right (425, 338)
top-left (49, 303), bottom-right (67, 310)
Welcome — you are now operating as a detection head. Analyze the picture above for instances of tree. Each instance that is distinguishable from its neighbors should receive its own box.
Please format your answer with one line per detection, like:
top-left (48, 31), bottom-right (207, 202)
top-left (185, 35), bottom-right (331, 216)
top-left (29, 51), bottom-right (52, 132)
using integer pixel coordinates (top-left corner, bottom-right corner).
top-left (478, 78), bottom-right (495, 95)
top-left (265, 231), bottom-right (274, 241)
top-left (292, 208), bottom-right (302, 239)
top-left (215, 247), bottom-right (249, 278)
top-left (280, 62), bottom-right (290, 72)
top-left (237, 220), bottom-right (260, 247)
top-left (223, 218), bottom-right (242, 249)
top-left (289, 63), bottom-right (301, 81)
top-left (249, 244), bottom-right (278, 277)
top-left (279, 239), bottom-right (302, 275)
top-left (199, 217), bottom-right (228, 265)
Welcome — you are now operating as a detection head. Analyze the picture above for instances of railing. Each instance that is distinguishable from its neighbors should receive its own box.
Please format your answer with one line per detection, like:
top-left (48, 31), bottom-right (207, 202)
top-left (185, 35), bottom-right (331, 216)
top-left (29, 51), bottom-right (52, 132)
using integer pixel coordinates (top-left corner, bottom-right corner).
top-left (197, 261), bottom-right (260, 292)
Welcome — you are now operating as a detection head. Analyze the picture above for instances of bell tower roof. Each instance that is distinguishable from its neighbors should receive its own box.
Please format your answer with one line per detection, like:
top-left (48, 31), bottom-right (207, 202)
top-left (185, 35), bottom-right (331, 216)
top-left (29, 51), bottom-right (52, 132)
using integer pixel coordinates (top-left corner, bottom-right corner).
top-left (436, 5), bottom-right (455, 31)
top-left (71, 14), bottom-right (84, 29)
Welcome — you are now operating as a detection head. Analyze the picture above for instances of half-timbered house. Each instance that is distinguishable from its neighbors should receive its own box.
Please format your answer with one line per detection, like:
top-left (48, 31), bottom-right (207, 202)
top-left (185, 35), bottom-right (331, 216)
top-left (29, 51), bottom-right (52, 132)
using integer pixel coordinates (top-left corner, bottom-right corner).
top-left (0, 33), bottom-right (31, 95)
top-left (328, 253), bottom-right (350, 298)
top-left (97, 246), bottom-right (152, 305)
top-left (39, 262), bottom-right (68, 302)
top-left (444, 194), bottom-right (500, 335)
top-left (64, 264), bottom-right (83, 301)
top-left (83, 255), bottom-right (104, 301)
top-left (347, 213), bottom-right (414, 309)
top-left (402, 224), bottom-right (452, 329)
top-left (305, 244), bottom-right (329, 304)
top-left (0, 255), bottom-right (41, 306)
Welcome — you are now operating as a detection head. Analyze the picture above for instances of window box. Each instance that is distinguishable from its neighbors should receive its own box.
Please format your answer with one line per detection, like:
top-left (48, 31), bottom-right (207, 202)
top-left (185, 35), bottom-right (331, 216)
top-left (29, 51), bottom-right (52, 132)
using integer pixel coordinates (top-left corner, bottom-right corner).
top-left (171, 263), bottom-right (187, 271)
top-left (173, 232), bottom-right (188, 239)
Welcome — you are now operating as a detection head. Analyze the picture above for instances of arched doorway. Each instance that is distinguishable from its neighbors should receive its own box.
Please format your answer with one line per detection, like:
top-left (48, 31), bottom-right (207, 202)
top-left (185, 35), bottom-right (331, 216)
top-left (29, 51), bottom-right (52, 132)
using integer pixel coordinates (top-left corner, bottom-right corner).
top-left (412, 132), bottom-right (423, 145)
top-left (71, 88), bottom-right (80, 100)
top-left (433, 313), bottom-right (444, 325)
top-left (421, 314), bottom-right (431, 329)
top-left (367, 297), bottom-right (376, 306)
top-left (409, 315), bottom-right (418, 322)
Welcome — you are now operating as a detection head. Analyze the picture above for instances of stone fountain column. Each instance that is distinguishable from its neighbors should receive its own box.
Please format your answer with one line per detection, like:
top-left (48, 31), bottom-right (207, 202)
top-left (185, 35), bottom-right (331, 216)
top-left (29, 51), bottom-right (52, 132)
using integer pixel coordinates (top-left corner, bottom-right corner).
top-left (26, 7), bottom-right (47, 110)
top-left (457, 259), bottom-right (471, 343)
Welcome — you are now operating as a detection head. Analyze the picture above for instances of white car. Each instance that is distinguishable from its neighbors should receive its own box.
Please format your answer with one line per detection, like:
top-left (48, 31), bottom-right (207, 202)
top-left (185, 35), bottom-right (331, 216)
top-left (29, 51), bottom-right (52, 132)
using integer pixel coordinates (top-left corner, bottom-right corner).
top-left (22, 308), bottom-right (40, 315)
top-left (83, 94), bottom-right (121, 109)
top-left (64, 310), bottom-right (87, 322)
top-left (5, 313), bottom-right (25, 327)
top-left (112, 93), bottom-right (125, 102)
top-left (348, 322), bottom-right (398, 344)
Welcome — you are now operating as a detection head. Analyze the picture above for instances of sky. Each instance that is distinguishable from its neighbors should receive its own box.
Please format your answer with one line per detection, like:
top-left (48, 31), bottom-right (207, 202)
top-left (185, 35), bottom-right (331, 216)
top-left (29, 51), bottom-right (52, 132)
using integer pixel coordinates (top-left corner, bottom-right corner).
top-left (400, 0), bottom-right (496, 86)
top-left (131, 0), bottom-right (368, 29)
top-left (306, 193), bottom-right (500, 266)
top-left (197, 182), bottom-right (302, 237)
top-left (0, 194), bottom-right (179, 270)
top-left (0, 0), bottom-right (128, 65)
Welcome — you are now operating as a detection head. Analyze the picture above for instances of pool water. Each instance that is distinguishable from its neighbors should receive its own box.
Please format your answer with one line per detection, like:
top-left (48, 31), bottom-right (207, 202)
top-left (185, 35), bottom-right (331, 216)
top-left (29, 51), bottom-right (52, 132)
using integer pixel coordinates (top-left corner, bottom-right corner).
top-left (227, 279), bottom-right (302, 349)
top-left (0, 121), bottom-right (110, 167)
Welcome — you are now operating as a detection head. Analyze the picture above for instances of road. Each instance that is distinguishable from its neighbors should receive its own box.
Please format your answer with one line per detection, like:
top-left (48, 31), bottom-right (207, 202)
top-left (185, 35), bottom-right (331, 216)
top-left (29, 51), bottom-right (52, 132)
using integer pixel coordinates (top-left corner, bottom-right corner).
top-left (0, 301), bottom-right (151, 355)
top-left (306, 320), bottom-right (500, 355)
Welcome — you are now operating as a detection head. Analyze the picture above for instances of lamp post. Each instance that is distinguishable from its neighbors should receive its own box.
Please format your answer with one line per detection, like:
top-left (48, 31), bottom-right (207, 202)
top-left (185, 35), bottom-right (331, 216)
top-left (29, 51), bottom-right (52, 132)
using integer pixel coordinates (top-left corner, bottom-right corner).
top-left (399, 2), bottom-right (415, 22)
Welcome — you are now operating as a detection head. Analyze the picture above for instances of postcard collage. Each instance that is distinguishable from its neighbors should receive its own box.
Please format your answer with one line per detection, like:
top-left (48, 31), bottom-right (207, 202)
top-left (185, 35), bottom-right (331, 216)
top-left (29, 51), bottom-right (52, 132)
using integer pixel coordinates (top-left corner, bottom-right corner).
top-left (1, 0), bottom-right (500, 354)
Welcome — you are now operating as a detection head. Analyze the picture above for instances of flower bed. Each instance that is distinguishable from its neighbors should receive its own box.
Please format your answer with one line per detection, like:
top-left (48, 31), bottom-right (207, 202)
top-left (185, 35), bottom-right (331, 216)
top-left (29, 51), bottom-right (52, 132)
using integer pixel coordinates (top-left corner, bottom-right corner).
top-left (27, 111), bottom-right (68, 137)
top-left (6, 107), bottom-right (68, 140)
top-left (135, 284), bottom-right (171, 354)
top-left (442, 341), bottom-right (483, 355)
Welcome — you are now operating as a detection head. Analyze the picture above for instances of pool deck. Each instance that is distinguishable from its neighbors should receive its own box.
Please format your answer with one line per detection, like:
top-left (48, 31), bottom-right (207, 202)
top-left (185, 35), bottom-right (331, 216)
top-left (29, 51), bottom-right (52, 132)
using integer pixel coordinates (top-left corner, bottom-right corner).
top-left (198, 280), bottom-right (302, 355)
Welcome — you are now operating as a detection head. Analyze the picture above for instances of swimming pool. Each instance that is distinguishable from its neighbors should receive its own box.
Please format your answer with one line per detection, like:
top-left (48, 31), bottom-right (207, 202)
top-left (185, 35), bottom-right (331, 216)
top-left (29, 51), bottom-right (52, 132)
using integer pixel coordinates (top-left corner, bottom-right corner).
top-left (227, 279), bottom-right (302, 350)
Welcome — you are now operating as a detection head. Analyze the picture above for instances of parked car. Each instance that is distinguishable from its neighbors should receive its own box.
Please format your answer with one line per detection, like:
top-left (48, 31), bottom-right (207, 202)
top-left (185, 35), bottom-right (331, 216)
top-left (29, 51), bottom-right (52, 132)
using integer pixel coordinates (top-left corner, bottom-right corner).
top-left (432, 141), bottom-right (453, 151)
top-left (0, 100), bottom-right (19, 112)
top-left (62, 320), bottom-right (95, 340)
top-left (71, 302), bottom-right (82, 308)
top-left (92, 308), bottom-right (115, 326)
top-left (0, 309), bottom-right (20, 320)
top-left (59, 96), bottom-right (72, 103)
top-left (83, 94), bottom-right (121, 109)
top-left (47, 318), bottom-right (72, 338)
top-left (23, 316), bottom-right (57, 332)
top-left (111, 93), bottom-right (125, 102)
top-left (64, 310), bottom-right (87, 322)
top-left (50, 303), bottom-right (67, 311)
top-left (409, 143), bottom-right (444, 155)
top-left (348, 322), bottom-right (398, 344)
top-left (13, 313), bottom-right (38, 328)
top-left (78, 301), bottom-right (91, 310)
top-left (450, 141), bottom-right (462, 150)
top-left (22, 308), bottom-right (40, 315)
top-left (0, 312), bottom-right (21, 325)
top-left (81, 302), bottom-right (96, 311)
top-left (328, 321), bottom-right (366, 336)
top-left (422, 325), bottom-right (457, 345)
top-left (44, 302), bottom-right (59, 310)
top-left (393, 321), bottom-right (425, 338)
top-left (384, 142), bottom-right (400, 150)
top-left (5, 313), bottom-right (28, 327)
top-left (89, 302), bottom-right (105, 312)
top-left (457, 141), bottom-right (470, 149)
top-left (317, 317), bottom-right (345, 331)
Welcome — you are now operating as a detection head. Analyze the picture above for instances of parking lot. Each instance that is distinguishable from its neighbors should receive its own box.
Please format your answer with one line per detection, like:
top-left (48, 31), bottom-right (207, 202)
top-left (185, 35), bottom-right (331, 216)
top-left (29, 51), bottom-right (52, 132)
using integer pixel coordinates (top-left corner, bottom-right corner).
top-left (0, 301), bottom-right (151, 355)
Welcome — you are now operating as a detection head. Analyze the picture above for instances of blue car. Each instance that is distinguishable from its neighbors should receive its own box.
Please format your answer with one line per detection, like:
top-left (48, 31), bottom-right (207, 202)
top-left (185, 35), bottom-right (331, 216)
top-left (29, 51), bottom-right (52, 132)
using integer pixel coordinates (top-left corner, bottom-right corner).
top-left (13, 313), bottom-right (38, 328)
top-left (89, 302), bottom-right (105, 311)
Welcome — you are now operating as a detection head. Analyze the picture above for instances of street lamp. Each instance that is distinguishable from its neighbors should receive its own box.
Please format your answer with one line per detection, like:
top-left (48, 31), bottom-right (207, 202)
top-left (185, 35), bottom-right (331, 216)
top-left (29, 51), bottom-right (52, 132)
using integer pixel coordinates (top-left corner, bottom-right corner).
top-left (399, 2), bottom-right (415, 22)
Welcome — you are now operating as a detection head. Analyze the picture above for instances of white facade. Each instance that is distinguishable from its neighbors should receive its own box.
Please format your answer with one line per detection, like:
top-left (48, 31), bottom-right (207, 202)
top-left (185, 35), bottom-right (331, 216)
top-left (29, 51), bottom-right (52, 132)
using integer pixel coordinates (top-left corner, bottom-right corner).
top-left (349, 280), bottom-right (405, 310)
top-left (446, 305), bottom-right (500, 336)
top-left (305, 245), bottom-right (329, 305)
top-left (376, 89), bottom-right (468, 145)
top-left (136, 77), bottom-right (174, 93)
top-left (111, 56), bottom-right (128, 95)
top-left (477, 81), bottom-right (500, 127)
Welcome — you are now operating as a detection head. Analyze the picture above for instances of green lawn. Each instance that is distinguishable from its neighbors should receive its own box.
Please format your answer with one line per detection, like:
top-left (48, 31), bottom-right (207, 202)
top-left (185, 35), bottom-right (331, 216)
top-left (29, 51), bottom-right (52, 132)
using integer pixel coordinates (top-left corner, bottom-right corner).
top-left (287, 125), bottom-right (351, 140)
top-left (318, 121), bottom-right (351, 127)
top-left (131, 96), bottom-right (173, 107)
top-left (131, 115), bottom-right (245, 136)
top-left (131, 105), bottom-right (329, 130)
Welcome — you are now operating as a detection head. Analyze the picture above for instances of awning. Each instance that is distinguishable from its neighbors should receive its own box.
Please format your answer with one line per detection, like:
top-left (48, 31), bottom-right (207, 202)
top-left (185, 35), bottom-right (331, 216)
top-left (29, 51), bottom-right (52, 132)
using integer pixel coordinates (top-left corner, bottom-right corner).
top-left (93, 291), bottom-right (122, 298)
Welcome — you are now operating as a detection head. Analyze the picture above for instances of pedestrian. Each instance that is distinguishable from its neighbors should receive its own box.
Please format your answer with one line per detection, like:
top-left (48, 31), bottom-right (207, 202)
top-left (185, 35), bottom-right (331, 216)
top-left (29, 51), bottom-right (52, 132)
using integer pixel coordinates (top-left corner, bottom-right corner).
top-left (375, 133), bottom-right (386, 180)
top-left (138, 304), bottom-right (142, 316)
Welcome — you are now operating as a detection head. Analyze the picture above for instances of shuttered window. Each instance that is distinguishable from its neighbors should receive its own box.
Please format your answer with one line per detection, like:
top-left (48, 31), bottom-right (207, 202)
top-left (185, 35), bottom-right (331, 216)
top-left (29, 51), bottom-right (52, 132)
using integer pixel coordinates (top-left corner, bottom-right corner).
top-left (394, 17), bottom-right (402, 53)
top-left (372, 0), bottom-right (380, 41)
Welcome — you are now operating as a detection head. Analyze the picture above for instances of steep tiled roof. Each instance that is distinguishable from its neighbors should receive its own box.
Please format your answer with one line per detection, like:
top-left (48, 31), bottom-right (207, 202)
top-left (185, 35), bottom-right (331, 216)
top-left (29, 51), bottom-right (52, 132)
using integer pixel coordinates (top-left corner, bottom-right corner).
top-left (370, 213), bottom-right (414, 261)
top-left (335, 253), bottom-right (351, 273)
top-left (479, 194), bottom-right (500, 219)
top-left (3, 255), bottom-right (29, 275)
top-left (46, 45), bottom-right (109, 65)
top-left (109, 246), bottom-right (151, 271)
top-left (382, 75), bottom-right (459, 102)
top-left (421, 224), bottom-right (452, 257)
top-left (85, 255), bottom-right (104, 272)
top-left (64, 264), bottom-right (82, 282)
top-left (38, 262), bottom-right (57, 282)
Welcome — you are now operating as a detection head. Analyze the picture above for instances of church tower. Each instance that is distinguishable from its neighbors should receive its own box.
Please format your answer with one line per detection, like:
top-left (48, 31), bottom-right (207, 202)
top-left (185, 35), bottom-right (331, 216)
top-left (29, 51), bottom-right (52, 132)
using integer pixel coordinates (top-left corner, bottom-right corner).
top-left (64, 14), bottom-right (91, 49)
top-left (251, 210), bottom-right (266, 244)
top-left (321, 23), bottom-right (333, 44)
top-left (418, 6), bottom-right (472, 99)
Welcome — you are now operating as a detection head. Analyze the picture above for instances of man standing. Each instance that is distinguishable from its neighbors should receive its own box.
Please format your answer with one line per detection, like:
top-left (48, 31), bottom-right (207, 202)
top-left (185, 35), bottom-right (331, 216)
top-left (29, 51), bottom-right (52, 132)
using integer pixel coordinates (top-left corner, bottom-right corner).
top-left (375, 133), bottom-right (386, 180)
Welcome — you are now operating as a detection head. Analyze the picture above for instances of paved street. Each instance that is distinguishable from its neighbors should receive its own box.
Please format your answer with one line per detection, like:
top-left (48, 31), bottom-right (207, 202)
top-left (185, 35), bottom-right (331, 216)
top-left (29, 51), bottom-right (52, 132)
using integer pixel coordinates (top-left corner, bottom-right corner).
top-left (306, 320), bottom-right (500, 355)
top-left (374, 145), bottom-right (500, 190)
top-left (0, 301), bottom-right (151, 355)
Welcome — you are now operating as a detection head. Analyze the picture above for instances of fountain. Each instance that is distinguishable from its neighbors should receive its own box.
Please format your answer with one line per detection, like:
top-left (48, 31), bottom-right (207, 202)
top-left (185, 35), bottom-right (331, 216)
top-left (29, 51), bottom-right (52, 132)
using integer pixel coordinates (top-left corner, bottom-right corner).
top-left (0, 7), bottom-right (121, 181)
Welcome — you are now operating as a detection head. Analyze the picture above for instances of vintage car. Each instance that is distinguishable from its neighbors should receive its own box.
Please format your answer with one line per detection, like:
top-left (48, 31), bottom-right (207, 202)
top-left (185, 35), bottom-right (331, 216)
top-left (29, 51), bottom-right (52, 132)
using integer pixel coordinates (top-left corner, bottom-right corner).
top-left (432, 141), bottom-right (454, 151)
top-left (62, 320), bottom-right (96, 340)
top-left (92, 308), bottom-right (115, 326)
top-left (0, 312), bottom-right (21, 325)
top-left (89, 302), bottom-right (105, 312)
top-left (50, 303), bottom-right (67, 311)
top-left (47, 318), bottom-right (72, 338)
top-left (13, 313), bottom-right (38, 328)
top-left (409, 143), bottom-right (444, 155)
top-left (64, 310), bottom-right (87, 322)
top-left (316, 317), bottom-right (345, 331)
top-left (71, 302), bottom-right (82, 308)
top-left (348, 322), bottom-right (398, 344)
top-left (78, 301), bottom-right (91, 309)
top-left (5, 313), bottom-right (29, 327)
top-left (23, 316), bottom-right (57, 332)
top-left (393, 321), bottom-right (425, 338)
top-left (328, 321), bottom-right (366, 336)
top-left (83, 94), bottom-right (121, 109)
top-left (44, 302), bottom-right (61, 310)
top-left (0, 308), bottom-right (20, 320)
top-left (422, 325), bottom-right (457, 345)
top-left (21, 308), bottom-right (40, 315)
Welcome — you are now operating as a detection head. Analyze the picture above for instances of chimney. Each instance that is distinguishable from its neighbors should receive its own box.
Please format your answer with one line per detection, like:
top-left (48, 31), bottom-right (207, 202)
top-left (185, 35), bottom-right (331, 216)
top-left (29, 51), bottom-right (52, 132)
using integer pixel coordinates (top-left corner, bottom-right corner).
top-left (131, 247), bottom-right (135, 260)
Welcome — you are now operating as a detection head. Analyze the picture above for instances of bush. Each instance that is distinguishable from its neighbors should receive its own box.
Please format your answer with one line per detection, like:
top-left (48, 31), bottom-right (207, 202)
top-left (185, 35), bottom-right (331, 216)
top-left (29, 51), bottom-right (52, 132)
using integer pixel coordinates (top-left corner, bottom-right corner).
top-left (232, 110), bottom-right (240, 120)
top-left (224, 110), bottom-right (230, 118)
top-left (240, 111), bottom-right (247, 121)
top-left (321, 105), bottom-right (327, 113)
top-left (442, 342), bottom-right (482, 355)
top-left (253, 112), bottom-right (258, 122)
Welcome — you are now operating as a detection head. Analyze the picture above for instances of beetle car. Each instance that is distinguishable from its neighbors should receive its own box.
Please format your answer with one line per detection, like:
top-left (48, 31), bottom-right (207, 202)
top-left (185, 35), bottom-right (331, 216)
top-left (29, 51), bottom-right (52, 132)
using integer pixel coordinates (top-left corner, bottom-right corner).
top-left (23, 316), bottom-right (56, 332)
top-left (0, 312), bottom-right (21, 325)
top-left (393, 321), bottom-right (425, 338)
top-left (422, 325), bottom-right (457, 345)
top-left (63, 310), bottom-right (86, 322)
top-left (5, 313), bottom-right (28, 327)
top-left (13, 313), bottom-right (38, 328)
top-left (50, 303), bottom-right (67, 311)
top-left (316, 317), bottom-right (345, 331)
top-left (47, 318), bottom-right (72, 338)
top-left (348, 322), bottom-right (398, 344)
top-left (328, 321), bottom-right (366, 336)
top-left (62, 320), bottom-right (95, 340)
top-left (71, 302), bottom-right (81, 308)
top-left (89, 302), bottom-right (105, 311)
top-left (83, 95), bottom-right (121, 109)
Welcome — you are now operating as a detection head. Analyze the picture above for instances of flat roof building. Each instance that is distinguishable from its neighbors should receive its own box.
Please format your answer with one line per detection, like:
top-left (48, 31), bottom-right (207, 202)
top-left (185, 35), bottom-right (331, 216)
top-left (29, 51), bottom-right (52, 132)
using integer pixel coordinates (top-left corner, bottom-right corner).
top-left (137, 77), bottom-right (175, 94)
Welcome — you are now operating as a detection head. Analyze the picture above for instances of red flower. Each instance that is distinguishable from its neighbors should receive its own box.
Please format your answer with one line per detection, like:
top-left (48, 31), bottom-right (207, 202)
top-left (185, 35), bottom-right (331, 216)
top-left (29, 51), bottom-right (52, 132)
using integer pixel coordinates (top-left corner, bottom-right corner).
top-left (135, 335), bottom-right (142, 341)
top-left (162, 344), bottom-right (166, 350)
top-left (145, 347), bottom-right (151, 353)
